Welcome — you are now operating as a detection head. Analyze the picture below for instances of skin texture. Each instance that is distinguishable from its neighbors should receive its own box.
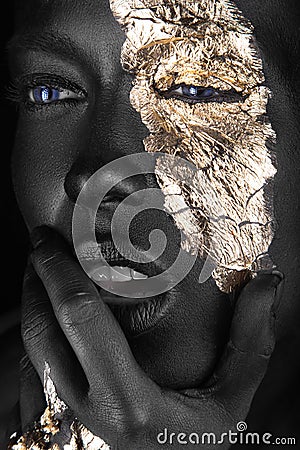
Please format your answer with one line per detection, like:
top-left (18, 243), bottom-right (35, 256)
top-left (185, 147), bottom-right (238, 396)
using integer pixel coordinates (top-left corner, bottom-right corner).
top-left (14, 228), bottom-right (281, 449)
top-left (110, 0), bottom-right (277, 293)
top-left (2, 0), bottom-right (299, 447)
top-left (10, 0), bottom-right (233, 391)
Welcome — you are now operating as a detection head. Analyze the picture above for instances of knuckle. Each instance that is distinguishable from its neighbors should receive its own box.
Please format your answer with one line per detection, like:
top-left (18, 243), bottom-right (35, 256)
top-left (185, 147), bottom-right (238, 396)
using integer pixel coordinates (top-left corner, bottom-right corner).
top-left (33, 249), bottom-right (65, 269)
top-left (86, 390), bottom-right (149, 442)
top-left (32, 249), bottom-right (71, 281)
top-left (56, 292), bottom-right (99, 326)
top-left (19, 354), bottom-right (32, 375)
top-left (117, 407), bottom-right (148, 437)
top-left (22, 308), bottom-right (53, 348)
top-left (100, 397), bottom-right (149, 440)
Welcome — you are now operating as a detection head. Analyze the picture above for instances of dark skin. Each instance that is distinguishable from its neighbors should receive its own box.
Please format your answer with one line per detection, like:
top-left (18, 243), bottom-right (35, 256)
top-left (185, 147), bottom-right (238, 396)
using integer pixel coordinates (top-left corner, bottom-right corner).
top-left (22, 227), bottom-right (281, 449)
top-left (2, 0), bottom-right (299, 447)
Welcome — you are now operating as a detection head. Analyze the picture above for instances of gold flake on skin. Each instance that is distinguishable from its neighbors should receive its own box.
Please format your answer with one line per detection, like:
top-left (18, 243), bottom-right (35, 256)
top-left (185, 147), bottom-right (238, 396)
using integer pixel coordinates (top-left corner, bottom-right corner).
top-left (8, 363), bottom-right (109, 449)
top-left (110, 0), bottom-right (277, 292)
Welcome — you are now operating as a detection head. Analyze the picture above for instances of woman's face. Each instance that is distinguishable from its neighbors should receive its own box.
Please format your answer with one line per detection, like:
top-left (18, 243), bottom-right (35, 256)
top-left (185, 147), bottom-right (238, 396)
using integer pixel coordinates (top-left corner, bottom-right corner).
top-left (10, 0), bottom-right (300, 388)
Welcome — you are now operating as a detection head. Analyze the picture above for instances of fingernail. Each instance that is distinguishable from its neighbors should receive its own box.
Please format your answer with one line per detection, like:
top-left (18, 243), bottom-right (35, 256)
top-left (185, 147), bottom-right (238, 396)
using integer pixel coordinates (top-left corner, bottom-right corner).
top-left (272, 271), bottom-right (284, 313)
top-left (254, 269), bottom-right (284, 287)
top-left (253, 270), bottom-right (284, 315)
top-left (270, 271), bottom-right (284, 292)
top-left (271, 270), bottom-right (284, 282)
top-left (30, 226), bottom-right (51, 249)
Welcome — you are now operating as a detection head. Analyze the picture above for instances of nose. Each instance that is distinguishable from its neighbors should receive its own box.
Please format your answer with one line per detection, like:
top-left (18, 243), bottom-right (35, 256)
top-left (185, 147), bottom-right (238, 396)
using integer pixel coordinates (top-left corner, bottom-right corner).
top-left (64, 157), bottom-right (159, 206)
top-left (63, 60), bottom-right (153, 206)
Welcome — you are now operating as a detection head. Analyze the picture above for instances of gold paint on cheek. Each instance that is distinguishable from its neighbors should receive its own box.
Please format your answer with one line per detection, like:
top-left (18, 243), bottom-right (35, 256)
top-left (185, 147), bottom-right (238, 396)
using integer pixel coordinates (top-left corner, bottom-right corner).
top-left (110, 0), bottom-right (277, 293)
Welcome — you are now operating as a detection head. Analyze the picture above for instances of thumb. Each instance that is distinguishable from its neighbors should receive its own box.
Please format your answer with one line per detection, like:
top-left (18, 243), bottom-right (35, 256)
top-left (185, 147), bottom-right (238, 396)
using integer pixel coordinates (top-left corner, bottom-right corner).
top-left (213, 272), bottom-right (283, 421)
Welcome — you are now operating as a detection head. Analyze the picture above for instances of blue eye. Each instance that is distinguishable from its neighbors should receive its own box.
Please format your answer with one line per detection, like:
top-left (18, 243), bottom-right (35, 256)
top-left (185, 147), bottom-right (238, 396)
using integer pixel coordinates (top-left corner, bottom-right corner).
top-left (160, 84), bottom-right (243, 104)
top-left (33, 86), bottom-right (59, 103)
top-left (186, 86), bottom-right (198, 96)
top-left (173, 85), bottom-right (219, 100)
top-left (29, 86), bottom-right (81, 105)
top-left (182, 86), bottom-right (218, 98)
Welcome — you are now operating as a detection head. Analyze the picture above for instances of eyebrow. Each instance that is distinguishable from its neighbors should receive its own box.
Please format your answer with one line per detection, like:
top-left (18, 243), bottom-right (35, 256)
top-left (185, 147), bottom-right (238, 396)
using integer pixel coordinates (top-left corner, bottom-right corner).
top-left (7, 30), bottom-right (82, 62)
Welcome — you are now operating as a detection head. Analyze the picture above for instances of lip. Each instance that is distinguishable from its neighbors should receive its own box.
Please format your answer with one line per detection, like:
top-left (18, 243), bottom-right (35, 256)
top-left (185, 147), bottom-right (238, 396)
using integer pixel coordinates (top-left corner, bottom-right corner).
top-left (74, 239), bottom-right (174, 335)
top-left (76, 239), bottom-right (164, 278)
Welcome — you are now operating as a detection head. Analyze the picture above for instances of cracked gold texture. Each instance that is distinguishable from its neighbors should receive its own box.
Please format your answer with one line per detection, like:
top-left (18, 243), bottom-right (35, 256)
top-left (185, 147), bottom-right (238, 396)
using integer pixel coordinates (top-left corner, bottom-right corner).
top-left (110, 0), bottom-right (277, 292)
top-left (8, 364), bottom-right (109, 450)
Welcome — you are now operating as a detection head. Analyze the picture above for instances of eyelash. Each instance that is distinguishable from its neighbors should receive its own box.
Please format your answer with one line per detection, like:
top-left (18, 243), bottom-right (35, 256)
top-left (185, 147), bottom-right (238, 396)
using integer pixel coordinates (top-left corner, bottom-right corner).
top-left (6, 74), bottom-right (87, 110)
top-left (7, 76), bottom-right (242, 110)
top-left (158, 84), bottom-right (244, 104)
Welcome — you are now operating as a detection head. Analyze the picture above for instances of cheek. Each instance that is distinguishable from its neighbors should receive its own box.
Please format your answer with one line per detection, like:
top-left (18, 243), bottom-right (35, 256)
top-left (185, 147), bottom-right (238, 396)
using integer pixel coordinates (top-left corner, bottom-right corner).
top-left (11, 107), bottom-right (88, 230)
top-left (130, 82), bottom-right (277, 293)
top-left (110, 0), bottom-right (278, 294)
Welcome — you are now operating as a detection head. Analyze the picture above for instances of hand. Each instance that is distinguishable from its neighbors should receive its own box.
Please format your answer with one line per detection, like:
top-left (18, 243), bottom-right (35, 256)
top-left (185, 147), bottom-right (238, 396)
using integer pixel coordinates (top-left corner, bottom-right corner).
top-left (21, 226), bottom-right (283, 449)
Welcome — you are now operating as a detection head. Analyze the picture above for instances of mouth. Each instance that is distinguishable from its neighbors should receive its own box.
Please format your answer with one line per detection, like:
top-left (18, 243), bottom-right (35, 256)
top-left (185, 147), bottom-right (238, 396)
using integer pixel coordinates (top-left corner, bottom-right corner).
top-left (75, 239), bottom-right (173, 335)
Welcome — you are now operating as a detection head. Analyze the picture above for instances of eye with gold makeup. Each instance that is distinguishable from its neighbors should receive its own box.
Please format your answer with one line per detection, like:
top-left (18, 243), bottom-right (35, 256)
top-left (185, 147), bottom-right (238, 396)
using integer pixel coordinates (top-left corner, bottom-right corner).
top-left (158, 84), bottom-right (244, 104)
top-left (111, 0), bottom-right (277, 293)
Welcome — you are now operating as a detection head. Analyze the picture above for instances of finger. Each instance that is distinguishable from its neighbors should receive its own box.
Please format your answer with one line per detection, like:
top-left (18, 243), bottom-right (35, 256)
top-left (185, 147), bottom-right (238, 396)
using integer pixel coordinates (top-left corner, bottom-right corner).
top-left (22, 262), bottom-right (88, 410)
top-left (212, 272), bottom-right (283, 421)
top-left (30, 227), bottom-right (157, 432)
top-left (30, 227), bottom-right (134, 380)
top-left (19, 353), bottom-right (46, 432)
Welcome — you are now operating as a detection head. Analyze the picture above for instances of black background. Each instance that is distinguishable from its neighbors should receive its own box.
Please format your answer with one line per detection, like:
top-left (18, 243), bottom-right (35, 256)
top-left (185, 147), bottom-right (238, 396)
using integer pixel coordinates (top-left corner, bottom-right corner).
top-left (0, 1), bottom-right (299, 445)
top-left (1, 2), bottom-right (28, 317)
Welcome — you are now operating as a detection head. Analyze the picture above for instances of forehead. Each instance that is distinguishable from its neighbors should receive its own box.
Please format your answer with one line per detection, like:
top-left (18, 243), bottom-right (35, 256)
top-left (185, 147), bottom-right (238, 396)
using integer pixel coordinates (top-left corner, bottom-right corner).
top-left (13, 0), bottom-right (123, 51)
top-left (13, 0), bottom-right (296, 41)
top-left (11, 0), bottom-right (126, 81)
top-left (14, 0), bottom-right (112, 24)
top-left (12, 0), bottom-right (289, 35)
top-left (12, 0), bottom-right (298, 63)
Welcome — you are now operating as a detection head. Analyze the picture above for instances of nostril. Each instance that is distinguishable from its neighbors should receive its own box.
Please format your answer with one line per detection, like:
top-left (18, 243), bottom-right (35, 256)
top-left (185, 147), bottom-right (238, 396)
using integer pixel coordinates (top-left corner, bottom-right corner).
top-left (64, 167), bottom-right (92, 204)
top-left (103, 175), bottom-right (150, 207)
top-left (64, 161), bottom-right (160, 207)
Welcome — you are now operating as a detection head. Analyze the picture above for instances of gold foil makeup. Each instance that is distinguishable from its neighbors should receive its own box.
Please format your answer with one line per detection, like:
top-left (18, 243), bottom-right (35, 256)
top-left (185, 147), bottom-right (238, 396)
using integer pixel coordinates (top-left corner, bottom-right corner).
top-left (110, 0), bottom-right (277, 292)
top-left (8, 363), bottom-right (109, 450)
